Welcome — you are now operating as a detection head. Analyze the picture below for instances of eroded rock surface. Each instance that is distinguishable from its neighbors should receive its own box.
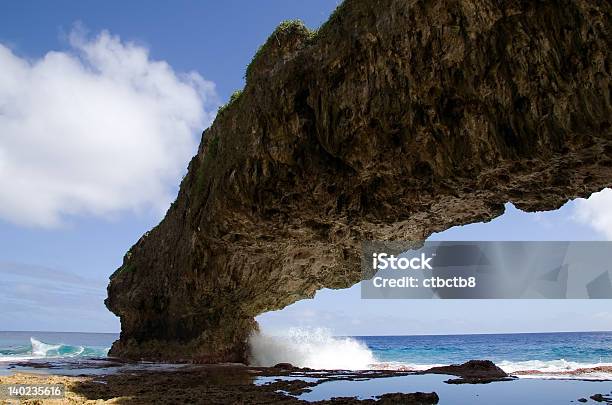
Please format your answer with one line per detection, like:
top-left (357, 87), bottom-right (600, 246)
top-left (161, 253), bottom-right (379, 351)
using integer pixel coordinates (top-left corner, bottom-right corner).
top-left (425, 360), bottom-right (514, 384)
top-left (106, 0), bottom-right (612, 362)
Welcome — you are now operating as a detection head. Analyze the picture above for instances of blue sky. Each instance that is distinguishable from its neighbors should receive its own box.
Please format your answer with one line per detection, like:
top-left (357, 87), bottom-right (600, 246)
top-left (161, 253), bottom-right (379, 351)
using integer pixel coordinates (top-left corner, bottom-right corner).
top-left (0, 1), bottom-right (610, 334)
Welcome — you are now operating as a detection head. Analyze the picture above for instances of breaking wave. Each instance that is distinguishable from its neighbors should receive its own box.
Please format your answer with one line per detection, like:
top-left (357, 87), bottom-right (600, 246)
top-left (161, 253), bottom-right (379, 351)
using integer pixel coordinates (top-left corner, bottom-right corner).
top-left (249, 328), bottom-right (377, 370)
top-left (248, 329), bottom-right (612, 380)
top-left (0, 337), bottom-right (109, 361)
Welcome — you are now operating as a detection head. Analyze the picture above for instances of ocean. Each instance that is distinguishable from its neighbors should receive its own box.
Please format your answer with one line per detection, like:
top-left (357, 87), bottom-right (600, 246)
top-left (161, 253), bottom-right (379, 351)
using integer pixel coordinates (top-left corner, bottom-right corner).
top-left (356, 331), bottom-right (612, 375)
top-left (0, 331), bottom-right (115, 362)
top-left (2, 330), bottom-right (612, 380)
top-left (250, 329), bottom-right (612, 380)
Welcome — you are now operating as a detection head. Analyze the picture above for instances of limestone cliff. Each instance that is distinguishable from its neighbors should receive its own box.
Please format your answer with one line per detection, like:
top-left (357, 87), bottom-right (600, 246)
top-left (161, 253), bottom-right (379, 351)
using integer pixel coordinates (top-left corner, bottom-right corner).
top-left (106, 0), bottom-right (611, 362)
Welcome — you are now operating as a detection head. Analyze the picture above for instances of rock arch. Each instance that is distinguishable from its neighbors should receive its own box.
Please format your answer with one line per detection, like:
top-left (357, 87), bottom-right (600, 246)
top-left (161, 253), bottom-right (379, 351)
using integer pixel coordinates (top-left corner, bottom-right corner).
top-left (106, 0), bottom-right (611, 362)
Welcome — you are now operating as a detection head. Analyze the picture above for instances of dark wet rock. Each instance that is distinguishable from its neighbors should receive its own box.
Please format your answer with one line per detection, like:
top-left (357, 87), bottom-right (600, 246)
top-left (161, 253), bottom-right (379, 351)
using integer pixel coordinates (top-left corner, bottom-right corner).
top-left (375, 392), bottom-right (439, 404)
top-left (590, 393), bottom-right (612, 403)
top-left (66, 364), bottom-right (440, 404)
top-left (426, 360), bottom-right (508, 378)
top-left (443, 376), bottom-right (516, 385)
top-left (106, 0), bottom-right (612, 362)
top-left (319, 392), bottom-right (439, 404)
top-left (266, 378), bottom-right (314, 395)
top-left (425, 360), bottom-right (513, 384)
top-left (274, 362), bottom-right (296, 370)
top-left (578, 398), bottom-right (588, 403)
top-left (10, 359), bottom-right (126, 370)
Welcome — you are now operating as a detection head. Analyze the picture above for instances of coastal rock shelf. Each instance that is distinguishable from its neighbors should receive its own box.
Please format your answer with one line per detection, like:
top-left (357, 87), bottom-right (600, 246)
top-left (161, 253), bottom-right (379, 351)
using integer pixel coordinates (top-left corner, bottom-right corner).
top-left (106, 0), bottom-right (612, 362)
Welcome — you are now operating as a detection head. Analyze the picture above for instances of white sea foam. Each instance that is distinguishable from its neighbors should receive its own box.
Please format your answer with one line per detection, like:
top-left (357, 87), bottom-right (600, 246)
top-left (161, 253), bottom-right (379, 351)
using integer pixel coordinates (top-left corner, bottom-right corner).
top-left (249, 329), bottom-right (612, 379)
top-left (0, 338), bottom-right (109, 364)
top-left (30, 337), bottom-right (61, 356)
top-left (499, 359), bottom-right (610, 373)
top-left (0, 338), bottom-right (56, 362)
top-left (498, 359), bottom-right (612, 380)
top-left (249, 328), bottom-right (377, 370)
top-left (369, 361), bottom-right (447, 371)
top-left (0, 355), bottom-right (39, 362)
top-left (374, 359), bottom-right (612, 380)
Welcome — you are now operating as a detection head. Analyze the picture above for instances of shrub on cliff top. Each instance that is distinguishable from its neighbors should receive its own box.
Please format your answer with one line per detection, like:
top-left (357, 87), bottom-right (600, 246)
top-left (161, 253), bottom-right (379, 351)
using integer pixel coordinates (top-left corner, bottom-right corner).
top-left (245, 19), bottom-right (313, 80)
top-left (217, 89), bottom-right (243, 115)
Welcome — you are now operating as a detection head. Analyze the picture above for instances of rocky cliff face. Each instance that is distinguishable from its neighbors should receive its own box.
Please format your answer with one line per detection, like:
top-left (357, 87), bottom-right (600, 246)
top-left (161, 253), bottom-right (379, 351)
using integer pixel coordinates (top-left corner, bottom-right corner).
top-left (106, 0), bottom-right (611, 362)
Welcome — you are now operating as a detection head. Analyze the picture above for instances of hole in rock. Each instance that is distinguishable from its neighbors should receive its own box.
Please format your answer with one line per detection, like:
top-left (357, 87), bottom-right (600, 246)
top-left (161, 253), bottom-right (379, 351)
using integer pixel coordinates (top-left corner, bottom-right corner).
top-left (252, 193), bottom-right (612, 370)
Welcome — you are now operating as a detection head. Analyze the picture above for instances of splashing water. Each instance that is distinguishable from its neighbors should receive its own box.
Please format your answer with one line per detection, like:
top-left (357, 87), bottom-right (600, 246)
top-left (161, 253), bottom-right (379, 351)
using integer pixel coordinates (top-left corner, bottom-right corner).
top-left (30, 337), bottom-right (63, 356)
top-left (248, 328), bottom-right (377, 370)
top-left (248, 330), bottom-right (612, 379)
top-left (0, 337), bottom-right (109, 361)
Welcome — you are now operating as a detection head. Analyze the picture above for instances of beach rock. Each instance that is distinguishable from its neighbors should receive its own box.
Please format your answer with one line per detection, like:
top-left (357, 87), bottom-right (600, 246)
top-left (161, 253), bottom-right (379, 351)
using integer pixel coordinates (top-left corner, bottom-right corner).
top-left (273, 362), bottom-right (295, 370)
top-left (590, 393), bottom-right (612, 403)
top-left (105, 0), bottom-right (612, 362)
top-left (578, 399), bottom-right (588, 403)
top-left (428, 360), bottom-right (508, 378)
top-left (375, 392), bottom-right (439, 404)
top-left (266, 378), bottom-right (314, 395)
top-left (425, 360), bottom-right (512, 384)
top-left (319, 392), bottom-right (439, 404)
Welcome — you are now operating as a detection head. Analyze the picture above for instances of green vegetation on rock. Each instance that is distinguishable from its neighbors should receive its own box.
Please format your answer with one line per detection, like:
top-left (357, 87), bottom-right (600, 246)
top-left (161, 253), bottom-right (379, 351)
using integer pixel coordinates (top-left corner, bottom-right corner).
top-left (217, 90), bottom-right (243, 115)
top-left (110, 263), bottom-right (135, 279)
top-left (245, 19), bottom-right (313, 80)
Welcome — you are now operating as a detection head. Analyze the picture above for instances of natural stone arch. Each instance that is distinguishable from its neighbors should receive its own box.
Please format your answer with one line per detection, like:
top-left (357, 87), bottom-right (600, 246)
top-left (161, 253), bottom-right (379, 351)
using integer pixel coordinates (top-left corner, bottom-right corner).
top-left (106, 0), bottom-right (611, 362)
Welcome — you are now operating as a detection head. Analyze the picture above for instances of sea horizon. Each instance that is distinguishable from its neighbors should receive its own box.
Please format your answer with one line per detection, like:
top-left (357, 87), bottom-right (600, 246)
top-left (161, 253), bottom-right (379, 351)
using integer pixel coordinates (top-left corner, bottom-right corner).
top-left (3, 330), bottom-right (611, 381)
top-left (2, 329), bottom-right (611, 337)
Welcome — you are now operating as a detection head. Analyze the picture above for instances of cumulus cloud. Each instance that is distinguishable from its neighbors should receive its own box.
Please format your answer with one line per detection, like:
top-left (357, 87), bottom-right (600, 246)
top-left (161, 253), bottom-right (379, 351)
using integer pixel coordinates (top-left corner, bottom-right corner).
top-left (574, 188), bottom-right (612, 240)
top-left (0, 28), bottom-right (218, 227)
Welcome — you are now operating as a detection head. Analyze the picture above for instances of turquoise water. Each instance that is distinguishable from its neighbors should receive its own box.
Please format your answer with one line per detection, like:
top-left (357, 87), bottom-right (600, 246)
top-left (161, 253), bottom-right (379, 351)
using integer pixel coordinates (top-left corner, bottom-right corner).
top-left (2, 330), bottom-right (611, 403)
top-left (355, 331), bottom-right (612, 373)
top-left (0, 331), bottom-right (115, 361)
top-left (1, 330), bottom-right (611, 378)
top-left (250, 330), bottom-right (612, 378)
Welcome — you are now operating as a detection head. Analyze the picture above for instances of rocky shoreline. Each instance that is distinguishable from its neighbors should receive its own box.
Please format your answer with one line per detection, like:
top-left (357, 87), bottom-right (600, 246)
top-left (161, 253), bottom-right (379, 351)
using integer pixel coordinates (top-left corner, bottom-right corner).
top-left (0, 363), bottom-right (434, 404)
top-left (2, 360), bottom-right (612, 404)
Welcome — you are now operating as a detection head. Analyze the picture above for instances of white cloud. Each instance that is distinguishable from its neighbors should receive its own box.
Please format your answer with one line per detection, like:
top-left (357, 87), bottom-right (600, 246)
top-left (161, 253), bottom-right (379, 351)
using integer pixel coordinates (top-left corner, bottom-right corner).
top-left (574, 188), bottom-right (612, 240)
top-left (0, 28), bottom-right (218, 227)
